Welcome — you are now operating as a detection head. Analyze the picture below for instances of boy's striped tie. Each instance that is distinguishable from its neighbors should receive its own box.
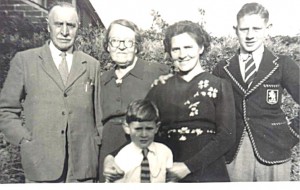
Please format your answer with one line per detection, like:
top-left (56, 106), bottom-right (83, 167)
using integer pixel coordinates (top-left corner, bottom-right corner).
top-left (244, 54), bottom-right (256, 87)
top-left (141, 148), bottom-right (151, 183)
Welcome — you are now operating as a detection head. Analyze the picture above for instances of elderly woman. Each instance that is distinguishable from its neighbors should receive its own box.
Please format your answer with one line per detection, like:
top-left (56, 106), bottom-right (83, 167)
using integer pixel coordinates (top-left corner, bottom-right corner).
top-left (103, 21), bottom-right (236, 183)
top-left (99, 19), bottom-right (169, 182)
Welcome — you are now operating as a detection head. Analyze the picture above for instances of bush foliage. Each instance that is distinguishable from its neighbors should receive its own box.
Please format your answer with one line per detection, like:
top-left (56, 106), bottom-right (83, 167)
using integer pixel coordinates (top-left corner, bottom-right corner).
top-left (0, 14), bottom-right (299, 183)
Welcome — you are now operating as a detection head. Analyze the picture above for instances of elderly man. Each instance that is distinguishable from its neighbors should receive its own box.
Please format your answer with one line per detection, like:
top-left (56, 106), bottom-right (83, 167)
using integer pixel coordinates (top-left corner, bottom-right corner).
top-left (0, 2), bottom-right (101, 182)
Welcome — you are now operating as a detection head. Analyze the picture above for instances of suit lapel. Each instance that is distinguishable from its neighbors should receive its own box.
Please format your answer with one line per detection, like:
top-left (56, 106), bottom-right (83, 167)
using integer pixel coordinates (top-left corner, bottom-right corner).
top-left (246, 48), bottom-right (279, 96)
top-left (65, 51), bottom-right (87, 89)
top-left (223, 48), bottom-right (280, 97)
top-left (39, 43), bottom-right (65, 90)
top-left (224, 54), bottom-right (248, 95)
top-left (38, 44), bottom-right (88, 91)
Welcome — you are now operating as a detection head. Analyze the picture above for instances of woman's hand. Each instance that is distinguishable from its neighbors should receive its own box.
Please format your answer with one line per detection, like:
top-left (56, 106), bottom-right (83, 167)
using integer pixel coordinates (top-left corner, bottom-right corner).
top-left (103, 155), bottom-right (124, 182)
top-left (167, 162), bottom-right (191, 182)
top-left (151, 73), bottom-right (174, 87)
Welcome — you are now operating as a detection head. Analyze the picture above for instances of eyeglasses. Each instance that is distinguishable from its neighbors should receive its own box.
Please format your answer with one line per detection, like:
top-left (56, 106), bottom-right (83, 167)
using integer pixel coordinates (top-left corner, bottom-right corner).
top-left (109, 38), bottom-right (135, 48)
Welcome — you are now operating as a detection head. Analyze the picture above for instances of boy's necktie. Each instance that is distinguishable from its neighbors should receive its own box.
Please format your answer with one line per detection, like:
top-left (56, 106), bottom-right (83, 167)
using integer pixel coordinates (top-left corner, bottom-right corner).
top-left (244, 54), bottom-right (256, 87)
top-left (141, 148), bottom-right (151, 183)
top-left (59, 52), bottom-right (69, 86)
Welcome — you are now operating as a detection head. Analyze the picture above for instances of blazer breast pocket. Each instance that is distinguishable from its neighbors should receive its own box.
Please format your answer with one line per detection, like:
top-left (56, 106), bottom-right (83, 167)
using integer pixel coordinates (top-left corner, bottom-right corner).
top-left (263, 84), bottom-right (282, 106)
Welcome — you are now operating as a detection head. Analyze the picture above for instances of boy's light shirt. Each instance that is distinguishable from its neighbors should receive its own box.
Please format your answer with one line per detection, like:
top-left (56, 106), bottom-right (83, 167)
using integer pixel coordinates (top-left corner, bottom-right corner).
top-left (49, 41), bottom-right (73, 72)
top-left (114, 142), bottom-right (173, 183)
top-left (239, 45), bottom-right (264, 82)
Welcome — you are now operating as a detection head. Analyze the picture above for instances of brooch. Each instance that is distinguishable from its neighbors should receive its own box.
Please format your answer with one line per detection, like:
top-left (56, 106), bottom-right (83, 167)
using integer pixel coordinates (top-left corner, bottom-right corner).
top-left (116, 78), bottom-right (122, 84)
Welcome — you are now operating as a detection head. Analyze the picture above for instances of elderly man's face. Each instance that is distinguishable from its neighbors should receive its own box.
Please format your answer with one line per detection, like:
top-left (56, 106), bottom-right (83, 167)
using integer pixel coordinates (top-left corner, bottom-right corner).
top-left (107, 24), bottom-right (137, 67)
top-left (48, 6), bottom-right (79, 51)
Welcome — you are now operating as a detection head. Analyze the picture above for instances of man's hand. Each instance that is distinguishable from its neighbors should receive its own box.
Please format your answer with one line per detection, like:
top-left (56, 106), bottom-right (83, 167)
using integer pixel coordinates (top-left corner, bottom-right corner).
top-left (103, 155), bottom-right (124, 182)
top-left (167, 162), bottom-right (191, 182)
top-left (151, 73), bottom-right (174, 87)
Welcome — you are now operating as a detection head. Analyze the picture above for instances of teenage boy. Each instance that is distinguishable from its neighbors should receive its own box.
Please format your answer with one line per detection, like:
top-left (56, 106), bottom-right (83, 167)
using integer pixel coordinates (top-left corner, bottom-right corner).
top-left (108, 99), bottom-right (173, 183)
top-left (213, 2), bottom-right (300, 181)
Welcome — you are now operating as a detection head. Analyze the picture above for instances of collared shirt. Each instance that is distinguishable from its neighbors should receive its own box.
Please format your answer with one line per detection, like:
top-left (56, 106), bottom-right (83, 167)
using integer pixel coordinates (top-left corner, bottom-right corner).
top-left (101, 58), bottom-right (169, 123)
top-left (49, 42), bottom-right (73, 72)
top-left (115, 57), bottom-right (137, 80)
top-left (114, 142), bottom-right (173, 183)
top-left (239, 45), bottom-right (264, 82)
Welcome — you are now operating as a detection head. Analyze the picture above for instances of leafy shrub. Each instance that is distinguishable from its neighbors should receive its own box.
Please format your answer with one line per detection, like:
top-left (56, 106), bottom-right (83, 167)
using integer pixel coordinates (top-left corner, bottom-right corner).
top-left (0, 15), bottom-right (299, 183)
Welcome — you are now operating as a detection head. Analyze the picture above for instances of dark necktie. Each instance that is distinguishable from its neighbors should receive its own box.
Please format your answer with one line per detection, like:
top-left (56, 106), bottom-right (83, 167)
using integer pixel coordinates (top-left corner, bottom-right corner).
top-left (141, 148), bottom-right (151, 183)
top-left (59, 52), bottom-right (69, 86)
top-left (244, 54), bottom-right (256, 87)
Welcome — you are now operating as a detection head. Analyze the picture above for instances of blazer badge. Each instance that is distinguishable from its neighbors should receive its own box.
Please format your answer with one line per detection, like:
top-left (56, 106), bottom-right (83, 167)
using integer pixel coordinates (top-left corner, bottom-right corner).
top-left (266, 89), bottom-right (279, 105)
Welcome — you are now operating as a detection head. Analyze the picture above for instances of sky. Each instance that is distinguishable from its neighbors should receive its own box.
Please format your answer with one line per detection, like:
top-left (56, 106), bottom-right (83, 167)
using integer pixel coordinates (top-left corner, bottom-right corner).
top-left (90, 0), bottom-right (300, 37)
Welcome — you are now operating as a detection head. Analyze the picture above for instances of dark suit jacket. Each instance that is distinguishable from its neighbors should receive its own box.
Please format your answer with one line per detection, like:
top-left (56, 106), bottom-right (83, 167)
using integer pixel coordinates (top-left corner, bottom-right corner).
top-left (213, 47), bottom-right (300, 164)
top-left (0, 43), bottom-right (102, 181)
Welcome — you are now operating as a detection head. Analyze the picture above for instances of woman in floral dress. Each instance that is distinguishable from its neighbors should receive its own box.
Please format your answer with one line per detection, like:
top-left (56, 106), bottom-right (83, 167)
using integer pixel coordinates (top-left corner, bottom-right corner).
top-left (145, 21), bottom-right (236, 182)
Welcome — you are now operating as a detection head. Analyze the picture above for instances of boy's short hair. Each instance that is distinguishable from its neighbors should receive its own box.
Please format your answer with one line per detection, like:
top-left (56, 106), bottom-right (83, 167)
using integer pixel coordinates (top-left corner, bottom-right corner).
top-left (237, 2), bottom-right (269, 23)
top-left (126, 99), bottom-right (160, 124)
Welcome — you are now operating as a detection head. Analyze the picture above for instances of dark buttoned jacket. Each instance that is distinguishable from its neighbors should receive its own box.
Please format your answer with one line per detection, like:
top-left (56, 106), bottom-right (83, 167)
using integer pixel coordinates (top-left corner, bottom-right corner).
top-left (213, 47), bottom-right (300, 164)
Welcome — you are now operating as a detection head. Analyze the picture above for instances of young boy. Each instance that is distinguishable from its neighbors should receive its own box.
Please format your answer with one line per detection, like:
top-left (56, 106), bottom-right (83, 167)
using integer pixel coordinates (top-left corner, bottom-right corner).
top-left (111, 99), bottom-right (173, 183)
top-left (213, 2), bottom-right (300, 181)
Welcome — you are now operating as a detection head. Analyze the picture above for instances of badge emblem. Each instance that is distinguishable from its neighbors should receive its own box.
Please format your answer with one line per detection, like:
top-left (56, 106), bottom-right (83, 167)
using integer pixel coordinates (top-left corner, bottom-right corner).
top-left (266, 89), bottom-right (279, 104)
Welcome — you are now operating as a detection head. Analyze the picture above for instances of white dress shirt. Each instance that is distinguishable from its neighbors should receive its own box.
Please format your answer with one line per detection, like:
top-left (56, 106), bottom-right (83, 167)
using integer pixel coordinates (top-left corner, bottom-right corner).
top-left (114, 142), bottom-right (173, 183)
top-left (49, 42), bottom-right (73, 73)
top-left (239, 45), bottom-right (264, 82)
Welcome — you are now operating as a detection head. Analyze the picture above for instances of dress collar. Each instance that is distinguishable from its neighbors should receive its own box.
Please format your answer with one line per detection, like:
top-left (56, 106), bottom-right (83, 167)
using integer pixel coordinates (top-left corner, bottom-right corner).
top-left (102, 58), bottom-right (145, 84)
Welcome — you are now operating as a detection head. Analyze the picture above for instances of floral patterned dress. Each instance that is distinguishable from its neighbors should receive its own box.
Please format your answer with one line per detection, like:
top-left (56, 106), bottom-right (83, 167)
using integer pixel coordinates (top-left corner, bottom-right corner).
top-left (146, 72), bottom-right (236, 182)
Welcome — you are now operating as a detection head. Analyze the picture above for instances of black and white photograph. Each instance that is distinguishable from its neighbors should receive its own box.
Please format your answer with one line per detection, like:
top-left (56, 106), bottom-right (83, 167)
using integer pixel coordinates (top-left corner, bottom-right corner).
top-left (0, 0), bottom-right (299, 189)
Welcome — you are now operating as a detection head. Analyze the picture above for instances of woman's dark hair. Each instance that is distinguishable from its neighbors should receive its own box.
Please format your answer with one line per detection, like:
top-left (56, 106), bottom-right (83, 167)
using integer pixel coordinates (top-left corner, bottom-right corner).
top-left (163, 20), bottom-right (211, 56)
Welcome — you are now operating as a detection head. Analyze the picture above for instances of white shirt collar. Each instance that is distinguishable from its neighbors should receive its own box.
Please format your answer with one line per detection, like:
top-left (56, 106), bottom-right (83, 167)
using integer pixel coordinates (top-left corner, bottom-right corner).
top-left (240, 45), bottom-right (264, 60)
top-left (129, 142), bottom-right (156, 156)
top-left (49, 41), bottom-right (73, 72)
top-left (49, 41), bottom-right (73, 55)
top-left (239, 45), bottom-right (264, 82)
top-left (49, 41), bottom-right (62, 57)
